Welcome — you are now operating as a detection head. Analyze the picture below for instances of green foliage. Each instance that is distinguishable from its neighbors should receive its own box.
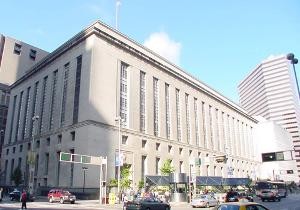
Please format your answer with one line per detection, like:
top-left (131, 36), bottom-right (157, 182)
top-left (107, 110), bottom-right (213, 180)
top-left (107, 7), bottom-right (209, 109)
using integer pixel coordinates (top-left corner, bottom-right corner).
top-left (10, 167), bottom-right (22, 187)
top-left (108, 178), bottom-right (118, 187)
top-left (138, 180), bottom-right (144, 190)
top-left (121, 163), bottom-right (132, 190)
top-left (160, 159), bottom-right (175, 175)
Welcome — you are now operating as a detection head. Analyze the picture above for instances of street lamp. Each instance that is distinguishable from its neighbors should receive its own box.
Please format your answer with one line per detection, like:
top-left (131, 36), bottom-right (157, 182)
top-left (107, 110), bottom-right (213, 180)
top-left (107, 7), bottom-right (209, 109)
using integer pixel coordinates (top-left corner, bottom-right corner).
top-left (29, 115), bottom-right (39, 195)
top-left (82, 167), bottom-right (88, 193)
top-left (287, 53), bottom-right (299, 99)
top-left (115, 116), bottom-right (124, 203)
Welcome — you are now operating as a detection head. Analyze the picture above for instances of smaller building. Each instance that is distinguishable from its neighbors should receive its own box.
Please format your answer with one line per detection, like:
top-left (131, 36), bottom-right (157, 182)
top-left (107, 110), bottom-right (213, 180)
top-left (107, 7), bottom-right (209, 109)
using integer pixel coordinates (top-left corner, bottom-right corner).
top-left (253, 117), bottom-right (299, 183)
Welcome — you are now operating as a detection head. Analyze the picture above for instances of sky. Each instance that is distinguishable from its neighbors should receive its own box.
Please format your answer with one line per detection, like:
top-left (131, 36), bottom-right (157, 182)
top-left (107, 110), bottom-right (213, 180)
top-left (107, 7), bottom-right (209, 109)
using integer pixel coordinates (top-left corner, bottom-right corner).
top-left (1, 0), bottom-right (299, 103)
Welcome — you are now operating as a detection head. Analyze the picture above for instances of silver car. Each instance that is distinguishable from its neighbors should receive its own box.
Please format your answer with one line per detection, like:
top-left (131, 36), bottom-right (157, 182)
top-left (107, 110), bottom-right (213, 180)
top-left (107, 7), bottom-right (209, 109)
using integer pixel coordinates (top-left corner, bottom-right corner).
top-left (191, 194), bottom-right (219, 208)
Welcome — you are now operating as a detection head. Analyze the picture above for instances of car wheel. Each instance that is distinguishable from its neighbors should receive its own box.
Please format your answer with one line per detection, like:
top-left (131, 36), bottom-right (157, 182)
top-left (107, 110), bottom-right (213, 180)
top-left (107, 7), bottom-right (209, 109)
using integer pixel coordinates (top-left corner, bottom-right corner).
top-left (49, 197), bottom-right (53, 203)
top-left (277, 198), bottom-right (281, 202)
top-left (71, 201), bottom-right (75, 204)
top-left (261, 199), bottom-right (265, 202)
top-left (60, 198), bottom-right (64, 204)
top-left (206, 202), bottom-right (210, 208)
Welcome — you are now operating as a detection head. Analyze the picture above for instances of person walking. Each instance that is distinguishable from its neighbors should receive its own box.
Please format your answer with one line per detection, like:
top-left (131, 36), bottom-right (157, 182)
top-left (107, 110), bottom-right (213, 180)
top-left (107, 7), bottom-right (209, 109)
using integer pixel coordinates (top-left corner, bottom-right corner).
top-left (20, 190), bottom-right (27, 209)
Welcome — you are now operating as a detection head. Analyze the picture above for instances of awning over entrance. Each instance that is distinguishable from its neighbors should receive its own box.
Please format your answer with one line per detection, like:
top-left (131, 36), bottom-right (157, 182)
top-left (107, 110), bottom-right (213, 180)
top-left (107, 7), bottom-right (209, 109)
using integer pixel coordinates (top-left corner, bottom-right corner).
top-left (145, 175), bottom-right (170, 186)
top-left (222, 178), bottom-right (250, 186)
top-left (196, 176), bottom-right (223, 186)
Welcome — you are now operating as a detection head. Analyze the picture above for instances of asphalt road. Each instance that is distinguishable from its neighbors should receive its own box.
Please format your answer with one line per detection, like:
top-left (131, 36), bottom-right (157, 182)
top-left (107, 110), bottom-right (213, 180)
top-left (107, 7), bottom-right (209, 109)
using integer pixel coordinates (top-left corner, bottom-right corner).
top-left (0, 194), bottom-right (300, 210)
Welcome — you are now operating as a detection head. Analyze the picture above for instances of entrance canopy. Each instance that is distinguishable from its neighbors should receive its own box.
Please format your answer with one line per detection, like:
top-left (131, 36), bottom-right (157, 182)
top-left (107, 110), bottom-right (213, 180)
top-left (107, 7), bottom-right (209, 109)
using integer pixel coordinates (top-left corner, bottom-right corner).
top-left (196, 176), bottom-right (223, 186)
top-left (222, 178), bottom-right (250, 186)
top-left (145, 175), bottom-right (170, 186)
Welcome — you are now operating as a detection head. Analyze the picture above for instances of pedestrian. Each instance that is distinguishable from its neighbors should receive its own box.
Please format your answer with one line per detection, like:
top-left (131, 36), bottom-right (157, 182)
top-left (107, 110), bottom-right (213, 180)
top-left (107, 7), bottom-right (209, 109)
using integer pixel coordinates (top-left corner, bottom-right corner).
top-left (0, 187), bottom-right (3, 201)
top-left (20, 189), bottom-right (27, 209)
top-left (123, 194), bottom-right (128, 210)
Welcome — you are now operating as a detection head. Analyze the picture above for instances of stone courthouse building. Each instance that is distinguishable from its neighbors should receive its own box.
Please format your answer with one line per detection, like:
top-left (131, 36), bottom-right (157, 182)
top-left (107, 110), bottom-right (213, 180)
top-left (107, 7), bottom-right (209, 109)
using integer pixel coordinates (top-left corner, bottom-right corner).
top-left (1, 21), bottom-right (258, 190)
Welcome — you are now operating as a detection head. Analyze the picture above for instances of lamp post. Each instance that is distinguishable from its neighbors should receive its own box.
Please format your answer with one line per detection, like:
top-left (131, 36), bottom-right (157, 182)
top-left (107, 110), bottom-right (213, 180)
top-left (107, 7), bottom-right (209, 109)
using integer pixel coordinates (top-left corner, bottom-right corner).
top-left (82, 167), bottom-right (88, 193)
top-left (0, 129), bottom-right (4, 147)
top-left (29, 115), bottom-right (39, 195)
top-left (115, 116), bottom-right (123, 203)
top-left (287, 53), bottom-right (299, 98)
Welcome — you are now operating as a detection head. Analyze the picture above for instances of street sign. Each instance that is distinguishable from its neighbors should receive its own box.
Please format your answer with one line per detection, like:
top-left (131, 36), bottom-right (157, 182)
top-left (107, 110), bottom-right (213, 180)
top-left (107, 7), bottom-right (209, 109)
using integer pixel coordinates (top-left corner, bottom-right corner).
top-left (59, 152), bottom-right (106, 165)
top-left (60, 152), bottom-right (71, 161)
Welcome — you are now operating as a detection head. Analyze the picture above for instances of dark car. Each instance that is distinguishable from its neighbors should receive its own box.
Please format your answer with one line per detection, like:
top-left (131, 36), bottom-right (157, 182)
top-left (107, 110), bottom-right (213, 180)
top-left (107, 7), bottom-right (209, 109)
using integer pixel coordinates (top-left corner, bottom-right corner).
top-left (125, 197), bottom-right (171, 210)
top-left (9, 190), bottom-right (34, 202)
top-left (225, 191), bottom-right (239, 202)
top-left (260, 190), bottom-right (281, 202)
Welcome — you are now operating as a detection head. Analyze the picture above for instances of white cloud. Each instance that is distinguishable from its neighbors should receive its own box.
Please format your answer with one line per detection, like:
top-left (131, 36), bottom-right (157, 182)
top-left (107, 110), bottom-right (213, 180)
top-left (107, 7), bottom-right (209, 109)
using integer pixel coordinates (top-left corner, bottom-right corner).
top-left (144, 32), bottom-right (181, 65)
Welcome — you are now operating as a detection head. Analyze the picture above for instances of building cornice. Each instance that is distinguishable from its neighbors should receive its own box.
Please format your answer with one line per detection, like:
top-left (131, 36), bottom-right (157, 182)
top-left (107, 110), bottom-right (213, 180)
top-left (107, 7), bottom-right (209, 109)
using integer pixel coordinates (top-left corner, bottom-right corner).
top-left (11, 20), bottom-right (256, 123)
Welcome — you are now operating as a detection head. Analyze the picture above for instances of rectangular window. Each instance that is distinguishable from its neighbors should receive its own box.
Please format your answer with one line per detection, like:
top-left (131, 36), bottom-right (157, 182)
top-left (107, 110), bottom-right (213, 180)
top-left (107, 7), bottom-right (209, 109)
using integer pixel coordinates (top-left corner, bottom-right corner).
top-left (10, 159), bottom-right (15, 184)
top-left (209, 105), bottom-right (213, 149)
top-left (58, 134), bottom-right (62, 144)
top-left (8, 95), bottom-right (17, 143)
top-left (153, 77), bottom-right (159, 136)
top-left (73, 55), bottom-right (82, 124)
top-left (34, 154), bottom-right (39, 175)
top-left (179, 161), bottom-right (183, 173)
top-left (176, 89), bottom-right (181, 141)
top-left (70, 149), bottom-right (74, 186)
top-left (14, 43), bottom-right (21, 55)
top-left (39, 76), bottom-right (48, 133)
top-left (46, 138), bottom-right (50, 146)
top-left (141, 155), bottom-right (147, 179)
top-left (120, 62), bottom-right (128, 126)
top-left (156, 143), bottom-right (160, 151)
top-left (22, 87), bottom-right (31, 138)
top-left (168, 145), bottom-right (172, 153)
top-left (15, 91), bottom-right (23, 141)
top-left (61, 63), bottom-right (69, 126)
top-left (71, 131), bottom-right (75, 141)
top-left (49, 70), bottom-right (58, 130)
top-left (36, 140), bottom-right (40, 148)
top-left (202, 102), bottom-right (207, 148)
top-left (185, 93), bottom-right (190, 143)
top-left (215, 108), bottom-right (219, 151)
top-left (29, 49), bottom-right (37, 60)
top-left (194, 98), bottom-right (199, 146)
top-left (30, 82), bottom-right (39, 137)
top-left (19, 145), bottom-right (23, 152)
top-left (13, 147), bottom-right (16, 153)
top-left (140, 71), bottom-right (146, 133)
top-left (155, 157), bottom-right (160, 175)
top-left (142, 140), bottom-right (147, 148)
top-left (45, 153), bottom-right (49, 175)
top-left (165, 83), bottom-right (170, 139)
top-left (122, 135), bottom-right (128, 144)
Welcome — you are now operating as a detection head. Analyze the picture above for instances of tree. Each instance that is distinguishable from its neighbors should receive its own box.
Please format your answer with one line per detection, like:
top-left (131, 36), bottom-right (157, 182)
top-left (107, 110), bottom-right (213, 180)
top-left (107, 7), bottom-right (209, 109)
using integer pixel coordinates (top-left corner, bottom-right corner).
top-left (120, 163), bottom-right (132, 190)
top-left (160, 159), bottom-right (175, 175)
top-left (11, 167), bottom-right (22, 187)
top-left (138, 180), bottom-right (144, 190)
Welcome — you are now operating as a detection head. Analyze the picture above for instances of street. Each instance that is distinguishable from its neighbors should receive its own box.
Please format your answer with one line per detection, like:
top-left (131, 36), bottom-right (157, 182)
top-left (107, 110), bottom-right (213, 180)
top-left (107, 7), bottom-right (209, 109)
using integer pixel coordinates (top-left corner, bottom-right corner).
top-left (1, 194), bottom-right (300, 210)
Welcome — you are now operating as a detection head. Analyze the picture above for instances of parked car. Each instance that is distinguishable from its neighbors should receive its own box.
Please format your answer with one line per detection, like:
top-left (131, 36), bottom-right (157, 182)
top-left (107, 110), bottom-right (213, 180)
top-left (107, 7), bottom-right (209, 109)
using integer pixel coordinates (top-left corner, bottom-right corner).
top-left (214, 201), bottom-right (270, 210)
top-left (9, 190), bottom-right (35, 202)
top-left (191, 194), bottom-right (219, 208)
top-left (47, 189), bottom-right (76, 204)
top-left (125, 197), bottom-right (170, 210)
top-left (225, 191), bottom-right (239, 202)
top-left (260, 190), bottom-right (281, 202)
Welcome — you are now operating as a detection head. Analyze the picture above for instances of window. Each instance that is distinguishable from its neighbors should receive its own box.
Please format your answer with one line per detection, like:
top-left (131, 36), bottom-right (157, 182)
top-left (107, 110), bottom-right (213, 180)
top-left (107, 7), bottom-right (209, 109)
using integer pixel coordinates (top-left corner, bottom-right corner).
top-left (141, 155), bottom-right (147, 179)
top-left (49, 70), bottom-right (58, 130)
top-left (29, 49), bottom-right (37, 60)
top-left (22, 87), bottom-right (31, 138)
top-left (176, 89), bottom-right (181, 141)
top-left (73, 55), bottom-right (82, 124)
top-left (14, 43), bottom-right (21, 55)
top-left (165, 83), bottom-right (170, 139)
top-left (46, 138), bottom-right (50, 146)
top-left (156, 143), bottom-right (160, 151)
top-left (13, 147), bottom-right (16, 153)
top-left (185, 93), bottom-right (190, 143)
top-left (30, 81), bottom-right (39, 137)
top-left (140, 71), bottom-right (146, 133)
top-left (36, 140), bottom-right (40, 148)
top-left (71, 131), bottom-right (75, 141)
top-left (19, 145), bottom-right (23, 152)
top-left (120, 62), bottom-right (128, 126)
top-left (155, 157), bottom-right (160, 174)
top-left (168, 145), bottom-right (172, 153)
top-left (153, 77), bottom-right (159, 136)
top-left (27, 143), bottom-right (31, 151)
top-left (39, 76), bottom-right (48, 133)
top-left (122, 135), bottom-right (128, 144)
top-left (202, 102), bottom-right (207, 148)
top-left (8, 95), bottom-right (17, 144)
top-left (179, 147), bottom-right (183, 155)
top-left (179, 161), bottom-right (183, 173)
top-left (61, 63), bottom-right (69, 125)
top-left (194, 98), bottom-right (199, 146)
top-left (58, 134), bottom-right (62, 144)
top-left (15, 91), bottom-right (24, 142)
top-left (142, 140), bottom-right (147, 148)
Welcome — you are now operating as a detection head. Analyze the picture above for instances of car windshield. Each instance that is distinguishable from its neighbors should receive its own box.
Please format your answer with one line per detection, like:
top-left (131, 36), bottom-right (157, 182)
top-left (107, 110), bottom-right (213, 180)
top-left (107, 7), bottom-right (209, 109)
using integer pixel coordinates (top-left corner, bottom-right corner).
top-left (197, 195), bottom-right (208, 199)
top-left (63, 191), bottom-right (70, 194)
top-left (218, 204), bottom-right (240, 210)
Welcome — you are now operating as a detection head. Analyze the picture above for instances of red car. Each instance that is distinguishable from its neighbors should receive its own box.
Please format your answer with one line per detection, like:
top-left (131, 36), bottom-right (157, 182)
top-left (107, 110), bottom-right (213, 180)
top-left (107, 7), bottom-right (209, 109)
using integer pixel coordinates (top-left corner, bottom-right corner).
top-left (48, 189), bottom-right (76, 204)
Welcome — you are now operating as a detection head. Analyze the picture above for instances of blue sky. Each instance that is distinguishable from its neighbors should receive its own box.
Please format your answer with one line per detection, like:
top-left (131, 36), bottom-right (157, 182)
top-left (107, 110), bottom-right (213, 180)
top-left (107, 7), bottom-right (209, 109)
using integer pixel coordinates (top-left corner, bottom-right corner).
top-left (1, 0), bottom-right (299, 103)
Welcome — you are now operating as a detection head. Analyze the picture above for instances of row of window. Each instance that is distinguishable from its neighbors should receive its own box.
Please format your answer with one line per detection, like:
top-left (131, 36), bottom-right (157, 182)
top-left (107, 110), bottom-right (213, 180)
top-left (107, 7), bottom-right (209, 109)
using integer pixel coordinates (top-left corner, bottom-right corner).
top-left (7, 55), bottom-right (82, 143)
top-left (14, 43), bottom-right (37, 60)
top-left (118, 66), bottom-right (255, 156)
